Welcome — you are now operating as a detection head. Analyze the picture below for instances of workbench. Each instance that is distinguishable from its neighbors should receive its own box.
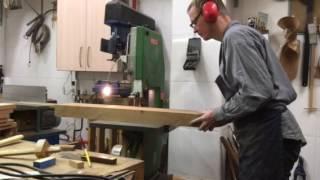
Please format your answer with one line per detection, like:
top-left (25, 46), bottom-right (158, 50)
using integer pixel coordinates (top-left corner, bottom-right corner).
top-left (0, 140), bottom-right (144, 179)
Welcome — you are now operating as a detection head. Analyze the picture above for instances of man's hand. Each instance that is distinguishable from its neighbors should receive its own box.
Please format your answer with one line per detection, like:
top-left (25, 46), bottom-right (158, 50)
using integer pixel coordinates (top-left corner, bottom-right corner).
top-left (189, 111), bottom-right (217, 131)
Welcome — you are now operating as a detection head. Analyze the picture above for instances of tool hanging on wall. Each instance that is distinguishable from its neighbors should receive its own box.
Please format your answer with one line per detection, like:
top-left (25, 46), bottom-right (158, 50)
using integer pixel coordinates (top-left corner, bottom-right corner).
top-left (278, 16), bottom-right (300, 81)
top-left (315, 56), bottom-right (320, 78)
top-left (247, 12), bottom-right (269, 34)
top-left (0, 0), bottom-right (3, 26)
top-left (307, 17), bottom-right (318, 112)
top-left (3, 0), bottom-right (22, 10)
top-left (183, 37), bottom-right (201, 70)
top-left (23, 0), bottom-right (56, 65)
top-left (301, 0), bottom-right (313, 87)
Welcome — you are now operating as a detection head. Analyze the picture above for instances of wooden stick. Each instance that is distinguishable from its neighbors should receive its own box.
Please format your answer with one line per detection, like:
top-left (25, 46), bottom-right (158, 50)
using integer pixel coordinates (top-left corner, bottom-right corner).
top-left (81, 153), bottom-right (117, 165)
top-left (0, 148), bottom-right (36, 156)
top-left (308, 17), bottom-right (318, 112)
top-left (0, 135), bottom-right (24, 147)
top-left (308, 45), bottom-right (316, 112)
top-left (0, 146), bottom-right (61, 157)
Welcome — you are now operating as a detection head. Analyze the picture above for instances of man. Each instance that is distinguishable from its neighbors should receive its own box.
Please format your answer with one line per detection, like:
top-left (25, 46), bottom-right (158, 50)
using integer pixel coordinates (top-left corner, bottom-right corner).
top-left (187, 0), bottom-right (306, 180)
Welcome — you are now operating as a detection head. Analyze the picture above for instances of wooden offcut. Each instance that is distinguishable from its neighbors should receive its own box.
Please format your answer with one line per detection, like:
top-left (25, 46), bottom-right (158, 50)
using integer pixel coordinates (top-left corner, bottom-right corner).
top-left (0, 103), bottom-right (17, 137)
top-left (81, 153), bottom-right (117, 165)
top-left (55, 103), bottom-right (202, 127)
top-left (69, 159), bottom-right (84, 169)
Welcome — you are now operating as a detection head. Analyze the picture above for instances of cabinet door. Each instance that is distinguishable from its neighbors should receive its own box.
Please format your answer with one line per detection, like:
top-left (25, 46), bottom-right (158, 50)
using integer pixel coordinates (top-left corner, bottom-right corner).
top-left (86, 0), bottom-right (117, 72)
top-left (57, 0), bottom-right (87, 71)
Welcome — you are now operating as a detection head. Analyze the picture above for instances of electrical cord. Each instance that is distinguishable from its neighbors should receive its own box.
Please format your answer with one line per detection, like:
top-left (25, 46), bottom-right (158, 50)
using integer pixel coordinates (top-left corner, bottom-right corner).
top-left (0, 163), bottom-right (51, 174)
top-left (0, 167), bottom-right (50, 180)
top-left (0, 163), bottom-right (112, 180)
top-left (0, 163), bottom-right (50, 180)
top-left (105, 169), bottom-right (135, 179)
top-left (0, 166), bottom-right (26, 174)
top-left (24, 1), bottom-right (57, 65)
top-left (0, 170), bottom-right (111, 180)
top-left (58, 178), bottom-right (102, 180)
top-left (73, 118), bottom-right (84, 142)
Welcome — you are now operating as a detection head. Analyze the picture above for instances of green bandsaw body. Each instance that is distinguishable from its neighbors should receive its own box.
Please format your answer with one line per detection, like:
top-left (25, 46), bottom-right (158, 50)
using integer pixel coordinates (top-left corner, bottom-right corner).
top-left (127, 27), bottom-right (167, 179)
top-left (129, 26), bottom-right (165, 107)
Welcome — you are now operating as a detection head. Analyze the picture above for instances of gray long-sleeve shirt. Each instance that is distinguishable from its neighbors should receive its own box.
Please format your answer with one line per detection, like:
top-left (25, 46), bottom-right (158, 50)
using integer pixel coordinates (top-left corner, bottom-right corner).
top-left (214, 21), bottom-right (306, 144)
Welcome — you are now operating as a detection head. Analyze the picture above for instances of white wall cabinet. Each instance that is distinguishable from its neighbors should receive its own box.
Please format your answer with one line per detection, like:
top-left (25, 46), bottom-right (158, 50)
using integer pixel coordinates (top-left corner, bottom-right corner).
top-left (57, 0), bottom-right (116, 72)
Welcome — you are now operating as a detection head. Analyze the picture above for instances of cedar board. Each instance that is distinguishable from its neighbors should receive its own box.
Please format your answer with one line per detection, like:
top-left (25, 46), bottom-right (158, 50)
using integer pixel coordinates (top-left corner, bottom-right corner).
top-left (54, 103), bottom-right (202, 127)
top-left (0, 103), bottom-right (16, 110)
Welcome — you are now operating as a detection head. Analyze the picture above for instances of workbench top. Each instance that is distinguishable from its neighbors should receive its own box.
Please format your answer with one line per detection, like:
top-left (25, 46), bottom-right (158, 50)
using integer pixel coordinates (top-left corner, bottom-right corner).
top-left (0, 140), bottom-right (144, 179)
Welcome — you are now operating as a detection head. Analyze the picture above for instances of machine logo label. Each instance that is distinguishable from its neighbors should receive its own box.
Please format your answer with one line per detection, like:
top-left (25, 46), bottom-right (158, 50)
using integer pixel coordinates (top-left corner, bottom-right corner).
top-left (150, 38), bottom-right (159, 45)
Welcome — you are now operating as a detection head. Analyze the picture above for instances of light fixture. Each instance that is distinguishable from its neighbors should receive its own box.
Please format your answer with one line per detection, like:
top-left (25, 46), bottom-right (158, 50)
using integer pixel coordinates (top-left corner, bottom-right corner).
top-left (102, 85), bottom-right (112, 97)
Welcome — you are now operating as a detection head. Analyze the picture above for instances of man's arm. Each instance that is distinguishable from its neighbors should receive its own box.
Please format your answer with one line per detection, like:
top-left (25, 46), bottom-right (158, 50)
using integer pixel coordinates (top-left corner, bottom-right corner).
top-left (190, 110), bottom-right (232, 131)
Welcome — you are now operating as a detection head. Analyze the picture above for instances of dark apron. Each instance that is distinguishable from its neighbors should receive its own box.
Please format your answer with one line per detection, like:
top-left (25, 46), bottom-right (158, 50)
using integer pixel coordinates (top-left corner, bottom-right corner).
top-left (234, 107), bottom-right (284, 180)
top-left (216, 75), bottom-right (284, 180)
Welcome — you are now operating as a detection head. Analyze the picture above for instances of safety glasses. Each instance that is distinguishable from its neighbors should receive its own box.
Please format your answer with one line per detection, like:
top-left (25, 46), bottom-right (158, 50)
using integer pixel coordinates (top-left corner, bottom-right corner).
top-left (190, 11), bottom-right (202, 28)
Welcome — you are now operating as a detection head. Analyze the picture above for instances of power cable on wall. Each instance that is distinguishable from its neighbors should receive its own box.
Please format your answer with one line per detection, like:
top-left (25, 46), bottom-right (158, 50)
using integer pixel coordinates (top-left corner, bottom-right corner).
top-left (23, 0), bottom-right (56, 66)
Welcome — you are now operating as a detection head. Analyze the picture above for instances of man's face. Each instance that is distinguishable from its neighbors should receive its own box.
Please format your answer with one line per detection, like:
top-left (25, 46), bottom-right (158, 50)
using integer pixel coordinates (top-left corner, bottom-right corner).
top-left (188, 5), bottom-right (211, 40)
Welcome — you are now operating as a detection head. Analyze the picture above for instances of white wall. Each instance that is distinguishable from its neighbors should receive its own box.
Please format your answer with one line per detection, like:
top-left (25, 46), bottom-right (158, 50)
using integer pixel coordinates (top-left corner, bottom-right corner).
top-left (168, 0), bottom-right (225, 179)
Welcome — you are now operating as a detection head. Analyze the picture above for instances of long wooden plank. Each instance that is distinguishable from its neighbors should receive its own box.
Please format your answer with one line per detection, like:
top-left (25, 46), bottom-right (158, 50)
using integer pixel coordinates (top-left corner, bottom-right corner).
top-left (0, 103), bottom-right (16, 110)
top-left (54, 103), bottom-right (202, 127)
top-left (14, 101), bottom-right (57, 108)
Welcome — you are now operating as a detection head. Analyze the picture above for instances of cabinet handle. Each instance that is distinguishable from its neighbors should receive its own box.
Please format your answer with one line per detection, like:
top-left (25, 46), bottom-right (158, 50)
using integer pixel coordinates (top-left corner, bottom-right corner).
top-left (79, 46), bottom-right (83, 68)
top-left (87, 46), bottom-right (91, 68)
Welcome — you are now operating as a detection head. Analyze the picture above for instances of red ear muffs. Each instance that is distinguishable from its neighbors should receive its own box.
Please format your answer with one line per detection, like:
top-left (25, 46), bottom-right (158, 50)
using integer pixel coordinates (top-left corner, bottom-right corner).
top-left (202, 1), bottom-right (219, 23)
